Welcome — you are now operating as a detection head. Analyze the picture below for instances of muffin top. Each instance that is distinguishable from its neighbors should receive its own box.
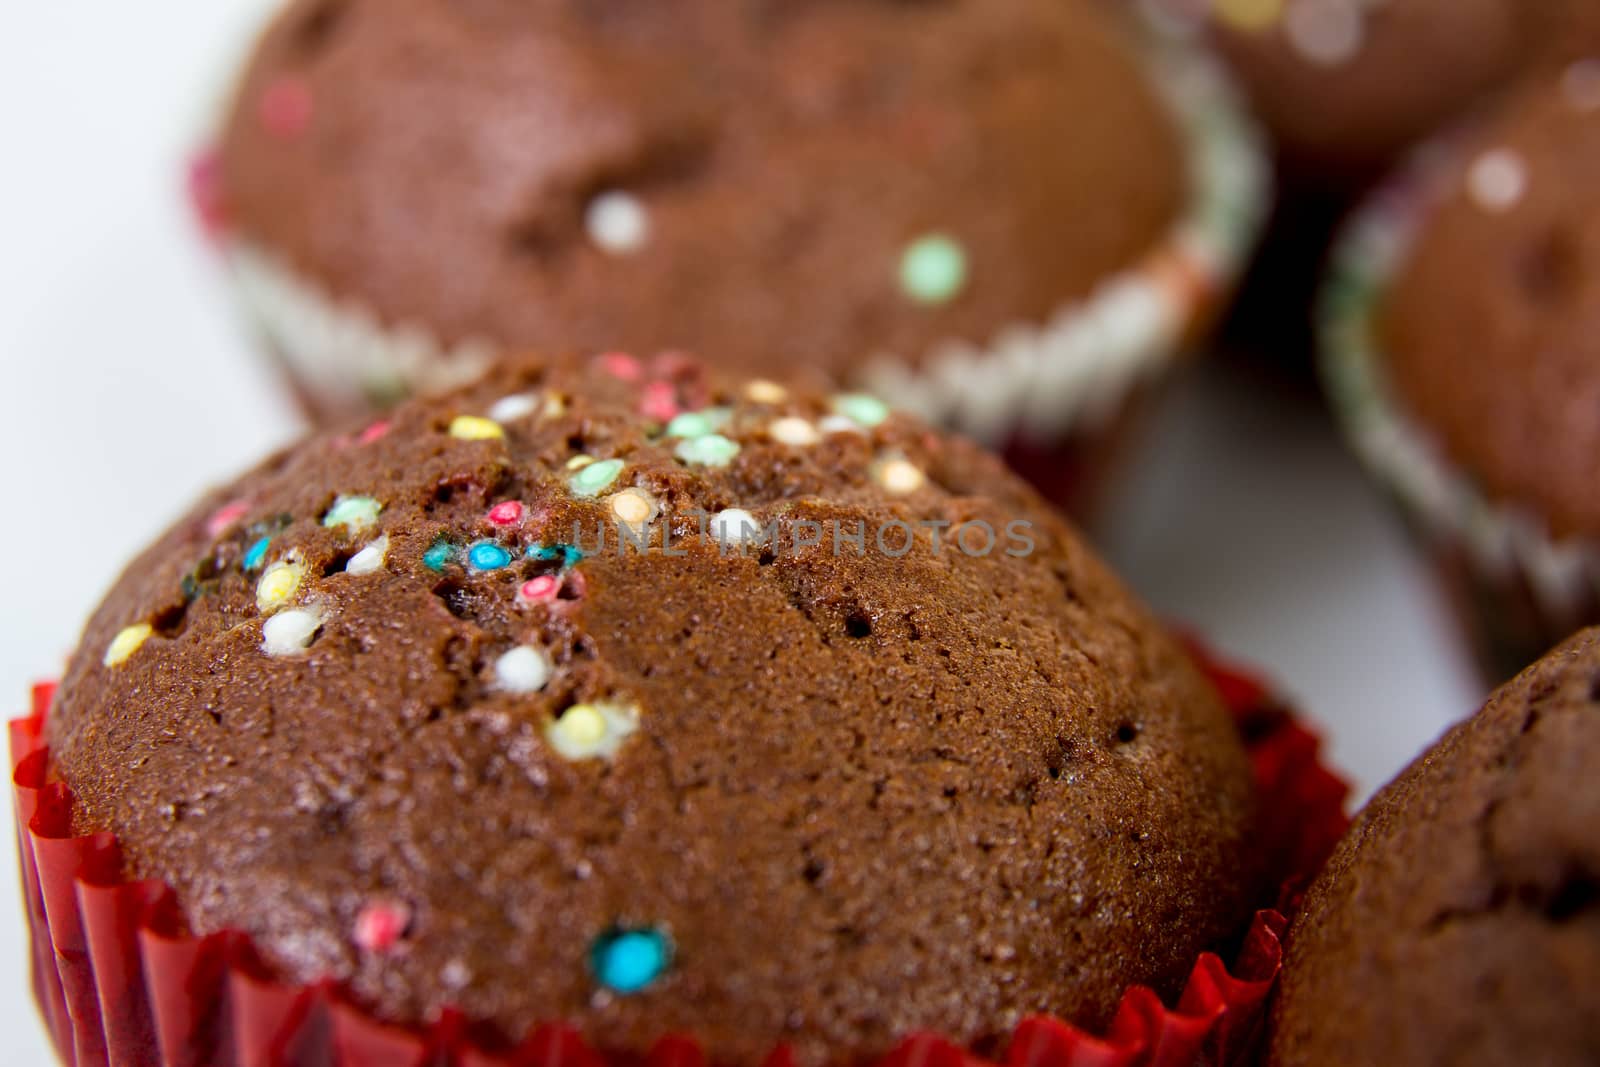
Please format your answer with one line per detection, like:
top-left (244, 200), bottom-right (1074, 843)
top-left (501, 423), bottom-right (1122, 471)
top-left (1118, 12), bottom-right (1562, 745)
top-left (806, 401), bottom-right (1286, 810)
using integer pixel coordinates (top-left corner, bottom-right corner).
top-left (1381, 67), bottom-right (1600, 538)
top-left (214, 0), bottom-right (1184, 381)
top-left (1268, 627), bottom-right (1600, 1067)
top-left (49, 355), bottom-right (1257, 1064)
top-left (1207, 0), bottom-right (1568, 182)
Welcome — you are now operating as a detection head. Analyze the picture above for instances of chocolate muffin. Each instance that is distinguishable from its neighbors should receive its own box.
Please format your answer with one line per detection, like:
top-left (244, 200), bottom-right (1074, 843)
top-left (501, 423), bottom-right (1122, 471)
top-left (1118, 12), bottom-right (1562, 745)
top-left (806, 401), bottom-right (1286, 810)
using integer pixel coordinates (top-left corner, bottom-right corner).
top-left (1267, 627), bottom-right (1600, 1066)
top-left (49, 354), bottom-right (1260, 1064)
top-left (1323, 65), bottom-right (1600, 680)
top-left (206, 0), bottom-right (1267, 481)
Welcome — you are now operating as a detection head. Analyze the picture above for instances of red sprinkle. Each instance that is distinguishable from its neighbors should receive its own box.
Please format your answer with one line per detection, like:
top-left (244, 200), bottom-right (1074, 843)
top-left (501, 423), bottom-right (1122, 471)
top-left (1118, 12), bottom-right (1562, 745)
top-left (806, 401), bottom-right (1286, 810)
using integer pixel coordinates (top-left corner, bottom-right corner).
top-left (520, 576), bottom-right (560, 604)
top-left (596, 352), bottom-right (643, 382)
top-left (487, 501), bottom-right (526, 528)
top-left (639, 381), bottom-right (679, 422)
top-left (358, 420), bottom-right (391, 445)
top-left (354, 901), bottom-right (411, 953)
top-left (259, 77), bottom-right (314, 139)
top-left (205, 500), bottom-right (250, 539)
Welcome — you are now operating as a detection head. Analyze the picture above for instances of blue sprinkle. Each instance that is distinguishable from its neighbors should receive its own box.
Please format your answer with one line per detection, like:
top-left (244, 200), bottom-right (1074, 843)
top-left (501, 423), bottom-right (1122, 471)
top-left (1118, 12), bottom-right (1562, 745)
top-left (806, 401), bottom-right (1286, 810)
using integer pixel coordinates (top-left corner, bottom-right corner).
top-left (527, 544), bottom-right (586, 570)
top-left (590, 928), bottom-right (671, 995)
top-left (243, 537), bottom-right (271, 572)
top-left (469, 542), bottom-right (513, 571)
top-left (423, 541), bottom-right (457, 572)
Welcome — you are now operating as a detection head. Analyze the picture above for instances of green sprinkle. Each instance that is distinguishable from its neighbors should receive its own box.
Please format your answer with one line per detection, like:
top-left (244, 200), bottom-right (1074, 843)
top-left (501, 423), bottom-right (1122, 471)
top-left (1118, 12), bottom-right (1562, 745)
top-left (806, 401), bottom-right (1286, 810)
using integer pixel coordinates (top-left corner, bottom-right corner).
top-left (570, 459), bottom-right (626, 498)
top-left (899, 233), bottom-right (968, 305)
top-left (831, 393), bottom-right (890, 429)
top-left (423, 540), bottom-right (457, 572)
top-left (323, 495), bottom-right (383, 532)
top-left (675, 434), bottom-right (741, 468)
top-left (665, 408), bottom-right (731, 440)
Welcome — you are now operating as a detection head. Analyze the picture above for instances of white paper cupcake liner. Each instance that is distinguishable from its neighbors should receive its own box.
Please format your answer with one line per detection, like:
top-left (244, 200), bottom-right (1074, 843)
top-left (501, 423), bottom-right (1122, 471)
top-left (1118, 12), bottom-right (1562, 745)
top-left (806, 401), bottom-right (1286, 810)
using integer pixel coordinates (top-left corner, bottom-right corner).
top-left (1320, 136), bottom-right (1600, 631)
top-left (217, 17), bottom-right (1269, 441)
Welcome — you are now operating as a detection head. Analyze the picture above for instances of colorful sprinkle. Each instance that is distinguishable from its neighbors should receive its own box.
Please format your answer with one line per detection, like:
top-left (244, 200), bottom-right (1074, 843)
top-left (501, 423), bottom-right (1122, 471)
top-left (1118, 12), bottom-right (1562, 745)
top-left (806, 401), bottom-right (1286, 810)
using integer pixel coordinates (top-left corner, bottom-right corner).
top-left (899, 234), bottom-right (968, 305)
top-left (104, 624), bottom-right (153, 668)
top-left (590, 928), bottom-right (672, 995)
top-left (596, 352), bottom-right (644, 381)
top-left (354, 901), bottom-right (411, 953)
top-left (346, 536), bottom-right (389, 576)
top-left (675, 434), bottom-right (741, 468)
top-left (323, 495), bottom-right (382, 533)
top-left (519, 575), bottom-right (562, 604)
top-left (528, 544), bottom-right (585, 569)
top-left (262, 608), bottom-right (324, 657)
top-left (206, 500), bottom-right (250, 539)
top-left (495, 646), bottom-right (554, 694)
top-left (489, 393), bottom-right (539, 423)
top-left (568, 455), bottom-right (596, 471)
top-left (831, 393), bottom-right (890, 428)
top-left (545, 701), bottom-right (640, 762)
top-left (242, 537), bottom-right (272, 572)
top-left (187, 149), bottom-right (225, 235)
top-left (768, 417), bottom-right (821, 447)
top-left (487, 501), bottom-right (526, 527)
top-left (358, 421), bottom-right (391, 445)
top-left (607, 488), bottom-right (659, 530)
top-left (256, 560), bottom-right (307, 614)
top-left (1467, 149), bottom-right (1528, 213)
top-left (586, 192), bottom-right (650, 255)
top-left (1212, 0), bottom-right (1283, 32)
top-left (449, 415), bottom-right (505, 442)
top-left (570, 459), bottom-right (626, 498)
top-left (819, 415), bottom-right (864, 436)
top-left (873, 455), bottom-right (927, 496)
top-left (709, 509), bottom-right (762, 546)
top-left (744, 380), bottom-right (788, 404)
top-left (424, 541), bottom-right (457, 572)
top-left (469, 542), bottom-right (514, 571)
top-left (639, 381), bottom-right (680, 422)
top-left (665, 409), bottom-right (730, 440)
top-left (259, 76), bottom-right (313, 139)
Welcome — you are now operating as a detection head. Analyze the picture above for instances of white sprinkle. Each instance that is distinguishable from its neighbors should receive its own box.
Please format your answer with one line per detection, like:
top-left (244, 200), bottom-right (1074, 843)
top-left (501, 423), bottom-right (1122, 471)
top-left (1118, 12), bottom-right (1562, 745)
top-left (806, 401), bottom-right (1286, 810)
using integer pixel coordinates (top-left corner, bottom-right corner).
top-left (1563, 59), bottom-right (1600, 112)
top-left (489, 393), bottom-right (540, 423)
top-left (585, 191), bottom-right (650, 255)
top-left (745, 380), bottom-right (789, 404)
top-left (440, 959), bottom-right (473, 991)
top-left (346, 536), bottom-right (389, 576)
top-left (818, 415), bottom-right (863, 436)
top-left (495, 646), bottom-right (553, 694)
top-left (768, 416), bottom-right (821, 447)
top-left (1467, 148), bottom-right (1528, 213)
top-left (709, 508), bottom-right (762, 546)
top-left (263, 608), bottom-right (324, 657)
top-left (874, 456), bottom-right (927, 496)
top-left (1284, 0), bottom-right (1365, 67)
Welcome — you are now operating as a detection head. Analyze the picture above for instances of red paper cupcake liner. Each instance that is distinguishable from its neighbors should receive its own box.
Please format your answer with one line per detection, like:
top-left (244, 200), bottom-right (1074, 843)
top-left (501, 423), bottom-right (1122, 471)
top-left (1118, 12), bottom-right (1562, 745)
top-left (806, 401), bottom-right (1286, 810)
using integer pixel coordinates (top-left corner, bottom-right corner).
top-left (14, 643), bottom-right (1349, 1067)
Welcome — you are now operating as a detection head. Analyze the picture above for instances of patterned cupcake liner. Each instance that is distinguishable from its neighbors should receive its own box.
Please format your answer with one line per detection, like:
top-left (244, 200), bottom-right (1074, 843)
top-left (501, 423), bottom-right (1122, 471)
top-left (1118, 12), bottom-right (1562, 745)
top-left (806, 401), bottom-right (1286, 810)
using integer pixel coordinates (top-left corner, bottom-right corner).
top-left (14, 642), bottom-right (1347, 1067)
top-left (1319, 134), bottom-right (1600, 680)
top-left (204, 19), bottom-right (1270, 448)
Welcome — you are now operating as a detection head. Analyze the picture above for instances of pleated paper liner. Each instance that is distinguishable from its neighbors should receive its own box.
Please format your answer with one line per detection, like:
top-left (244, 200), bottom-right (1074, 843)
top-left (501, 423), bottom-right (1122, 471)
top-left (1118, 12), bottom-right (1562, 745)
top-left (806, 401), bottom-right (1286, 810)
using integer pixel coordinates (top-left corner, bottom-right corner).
top-left (192, 15), bottom-right (1268, 520)
top-left (15, 640), bottom-right (1347, 1067)
top-left (1319, 126), bottom-right (1600, 684)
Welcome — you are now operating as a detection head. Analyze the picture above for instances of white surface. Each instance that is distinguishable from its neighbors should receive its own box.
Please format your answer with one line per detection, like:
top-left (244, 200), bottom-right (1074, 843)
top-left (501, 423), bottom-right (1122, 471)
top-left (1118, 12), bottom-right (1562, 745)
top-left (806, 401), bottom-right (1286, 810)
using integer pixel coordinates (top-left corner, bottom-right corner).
top-left (0, 2), bottom-right (1482, 1062)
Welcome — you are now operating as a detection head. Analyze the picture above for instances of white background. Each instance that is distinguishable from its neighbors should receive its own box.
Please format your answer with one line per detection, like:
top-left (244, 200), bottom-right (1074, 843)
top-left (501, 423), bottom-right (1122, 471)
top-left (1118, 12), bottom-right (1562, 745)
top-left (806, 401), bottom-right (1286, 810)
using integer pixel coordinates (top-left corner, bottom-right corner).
top-left (0, 3), bottom-right (1482, 1061)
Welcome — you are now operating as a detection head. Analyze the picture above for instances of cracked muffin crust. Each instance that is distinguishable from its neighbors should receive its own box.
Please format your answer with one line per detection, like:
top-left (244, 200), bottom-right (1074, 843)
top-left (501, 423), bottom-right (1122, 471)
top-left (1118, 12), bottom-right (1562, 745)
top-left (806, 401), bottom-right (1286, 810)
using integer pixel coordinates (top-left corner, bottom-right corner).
top-left (1267, 628), bottom-right (1600, 1067)
top-left (49, 354), bottom-right (1257, 1065)
top-left (213, 0), bottom-right (1183, 385)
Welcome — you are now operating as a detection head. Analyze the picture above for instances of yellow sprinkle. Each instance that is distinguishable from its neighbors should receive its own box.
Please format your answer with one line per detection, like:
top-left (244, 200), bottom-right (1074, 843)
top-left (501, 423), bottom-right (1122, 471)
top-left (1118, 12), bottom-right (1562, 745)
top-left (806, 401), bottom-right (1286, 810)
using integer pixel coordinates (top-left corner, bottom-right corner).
top-left (104, 624), bottom-right (153, 668)
top-left (256, 561), bottom-right (306, 614)
top-left (608, 488), bottom-right (658, 527)
top-left (875, 456), bottom-right (927, 496)
top-left (567, 455), bottom-right (596, 471)
top-left (745, 380), bottom-right (788, 404)
top-left (449, 415), bottom-right (505, 441)
top-left (545, 701), bottom-right (640, 761)
top-left (768, 417), bottom-right (821, 447)
top-left (1213, 0), bottom-right (1284, 32)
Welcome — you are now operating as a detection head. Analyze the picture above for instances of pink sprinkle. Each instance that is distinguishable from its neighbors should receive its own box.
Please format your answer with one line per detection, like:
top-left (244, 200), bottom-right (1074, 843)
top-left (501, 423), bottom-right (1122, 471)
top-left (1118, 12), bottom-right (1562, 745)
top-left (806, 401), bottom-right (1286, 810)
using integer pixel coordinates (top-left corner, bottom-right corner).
top-left (560, 571), bottom-right (587, 602)
top-left (259, 77), bottom-right (314, 139)
top-left (639, 381), bottom-right (679, 422)
top-left (354, 901), bottom-right (411, 953)
top-left (205, 500), bottom-right (250, 539)
top-left (595, 351), bottom-right (643, 382)
top-left (487, 501), bottom-right (526, 527)
top-left (186, 149), bottom-right (226, 237)
top-left (520, 576), bottom-right (560, 604)
top-left (358, 420), bottom-right (391, 445)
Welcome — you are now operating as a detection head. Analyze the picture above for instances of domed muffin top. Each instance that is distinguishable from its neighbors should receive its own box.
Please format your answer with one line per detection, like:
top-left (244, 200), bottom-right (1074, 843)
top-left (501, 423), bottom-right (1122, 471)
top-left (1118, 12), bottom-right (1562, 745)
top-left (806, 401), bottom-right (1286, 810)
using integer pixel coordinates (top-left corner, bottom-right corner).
top-left (214, 0), bottom-right (1184, 380)
top-left (50, 355), bottom-right (1256, 1065)
top-left (1269, 627), bottom-right (1600, 1067)
top-left (1380, 67), bottom-right (1600, 538)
